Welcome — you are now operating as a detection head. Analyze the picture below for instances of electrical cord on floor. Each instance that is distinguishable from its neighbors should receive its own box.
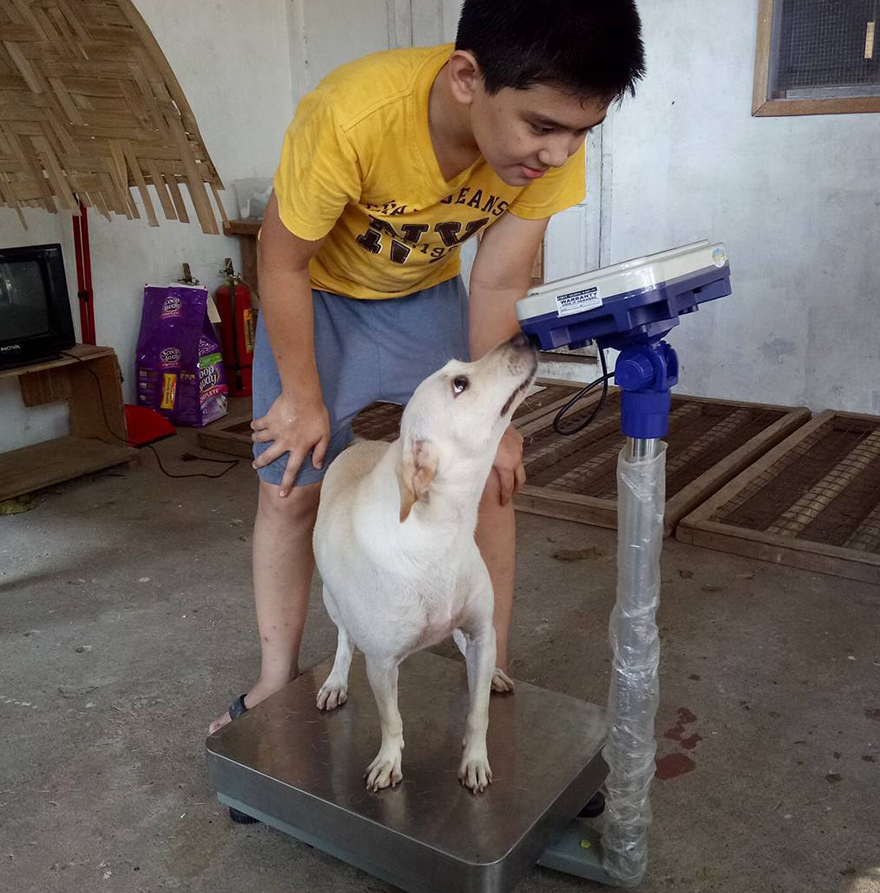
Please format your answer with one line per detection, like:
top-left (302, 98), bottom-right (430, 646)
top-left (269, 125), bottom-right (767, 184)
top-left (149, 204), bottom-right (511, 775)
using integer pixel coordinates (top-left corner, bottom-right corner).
top-left (552, 348), bottom-right (614, 436)
top-left (60, 350), bottom-right (239, 480)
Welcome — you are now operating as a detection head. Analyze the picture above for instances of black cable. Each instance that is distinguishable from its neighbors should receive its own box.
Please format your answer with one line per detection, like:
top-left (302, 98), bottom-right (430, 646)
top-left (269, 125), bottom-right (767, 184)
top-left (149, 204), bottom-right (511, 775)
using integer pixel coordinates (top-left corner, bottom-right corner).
top-left (60, 350), bottom-right (239, 480)
top-left (552, 348), bottom-right (613, 436)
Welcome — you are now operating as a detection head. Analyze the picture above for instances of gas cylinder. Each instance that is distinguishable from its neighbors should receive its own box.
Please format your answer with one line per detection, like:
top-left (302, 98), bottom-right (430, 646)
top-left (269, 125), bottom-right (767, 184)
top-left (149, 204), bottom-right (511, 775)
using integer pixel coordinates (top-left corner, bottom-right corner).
top-left (214, 258), bottom-right (257, 397)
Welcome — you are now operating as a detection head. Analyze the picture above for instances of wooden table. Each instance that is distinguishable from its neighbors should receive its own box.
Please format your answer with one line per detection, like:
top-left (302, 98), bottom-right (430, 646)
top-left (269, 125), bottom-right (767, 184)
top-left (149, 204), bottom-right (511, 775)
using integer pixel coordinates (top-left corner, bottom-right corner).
top-left (0, 344), bottom-right (137, 502)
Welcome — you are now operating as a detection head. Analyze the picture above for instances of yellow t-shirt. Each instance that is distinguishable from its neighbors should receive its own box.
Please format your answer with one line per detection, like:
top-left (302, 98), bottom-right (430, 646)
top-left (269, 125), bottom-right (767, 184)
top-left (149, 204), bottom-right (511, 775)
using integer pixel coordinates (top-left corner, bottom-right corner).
top-left (273, 44), bottom-right (585, 300)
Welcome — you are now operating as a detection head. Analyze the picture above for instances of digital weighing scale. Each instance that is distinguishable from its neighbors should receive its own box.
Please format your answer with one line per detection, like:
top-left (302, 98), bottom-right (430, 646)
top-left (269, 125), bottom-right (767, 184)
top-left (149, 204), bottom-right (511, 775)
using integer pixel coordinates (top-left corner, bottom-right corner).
top-left (207, 240), bottom-right (732, 890)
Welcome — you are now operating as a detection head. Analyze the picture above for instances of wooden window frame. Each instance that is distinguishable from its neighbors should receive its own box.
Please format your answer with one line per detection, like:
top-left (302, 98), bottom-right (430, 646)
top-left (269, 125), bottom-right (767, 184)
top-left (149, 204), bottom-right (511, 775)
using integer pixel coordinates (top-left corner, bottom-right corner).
top-left (753, 0), bottom-right (880, 117)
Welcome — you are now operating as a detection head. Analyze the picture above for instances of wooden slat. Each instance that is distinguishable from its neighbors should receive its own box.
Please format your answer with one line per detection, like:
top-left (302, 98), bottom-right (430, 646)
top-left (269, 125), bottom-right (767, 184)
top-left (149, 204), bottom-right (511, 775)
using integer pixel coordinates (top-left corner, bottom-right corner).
top-left (752, 0), bottom-right (773, 115)
top-left (18, 366), bottom-right (71, 406)
top-left (122, 137), bottom-right (158, 226)
top-left (0, 435), bottom-right (136, 502)
top-left (846, 501), bottom-right (880, 552)
top-left (145, 156), bottom-right (176, 220)
top-left (223, 218), bottom-right (261, 236)
top-left (163, 170), bottom-right (189, 223)
top-left (677, 411), bottom-right (880, 583)
top-left (0, 343), bottom-right (115, 379)
top-left (515, 389), bottom-right (811, 536)
top-left (766, 431), bottom-right (880, 536)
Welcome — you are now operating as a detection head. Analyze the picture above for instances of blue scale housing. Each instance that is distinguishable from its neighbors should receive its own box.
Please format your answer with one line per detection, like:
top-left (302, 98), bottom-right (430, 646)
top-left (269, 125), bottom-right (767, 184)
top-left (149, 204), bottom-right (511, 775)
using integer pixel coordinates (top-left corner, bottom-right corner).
top-left (515, 241), bottom-right (732, 439)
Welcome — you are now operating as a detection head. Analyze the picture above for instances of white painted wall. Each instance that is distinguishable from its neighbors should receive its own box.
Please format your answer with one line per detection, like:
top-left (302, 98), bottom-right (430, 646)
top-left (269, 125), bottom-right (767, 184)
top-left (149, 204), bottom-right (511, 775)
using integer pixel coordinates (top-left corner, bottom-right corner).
top-left (605, 0), bottom-right (880, 413)
top-left (4, 0), bottom-right (875, 456)
top-left (1, 0), bottom-right (296, 451)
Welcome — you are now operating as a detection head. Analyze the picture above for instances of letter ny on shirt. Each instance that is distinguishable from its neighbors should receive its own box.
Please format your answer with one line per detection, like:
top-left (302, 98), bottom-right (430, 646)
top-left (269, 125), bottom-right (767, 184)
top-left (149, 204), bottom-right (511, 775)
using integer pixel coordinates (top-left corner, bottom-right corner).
top-left (274, 44), bottom-right (585, 300)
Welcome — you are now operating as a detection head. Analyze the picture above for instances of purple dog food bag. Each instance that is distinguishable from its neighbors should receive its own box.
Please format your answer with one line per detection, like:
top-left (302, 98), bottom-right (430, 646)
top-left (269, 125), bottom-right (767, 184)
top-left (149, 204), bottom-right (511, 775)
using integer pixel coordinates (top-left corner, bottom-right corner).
top-left (135, 284), bottom-right (228, 427)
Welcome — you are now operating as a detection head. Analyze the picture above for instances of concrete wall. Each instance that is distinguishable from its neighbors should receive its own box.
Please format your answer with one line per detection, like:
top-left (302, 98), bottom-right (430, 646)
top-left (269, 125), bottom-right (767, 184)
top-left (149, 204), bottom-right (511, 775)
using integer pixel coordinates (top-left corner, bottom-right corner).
top-left (606, 0), bottom-right (880, 413)
top-left (1, 0), bottom-right (295, 451)
top-left (4, 0), bottom-right (877, 456)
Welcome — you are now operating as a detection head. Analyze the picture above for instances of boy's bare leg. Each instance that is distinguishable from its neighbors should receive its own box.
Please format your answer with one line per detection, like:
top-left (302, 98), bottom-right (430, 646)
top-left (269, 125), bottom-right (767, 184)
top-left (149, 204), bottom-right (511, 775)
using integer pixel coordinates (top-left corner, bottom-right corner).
top-left (475, 473), bottom-right (516, 690)
top-left (208, 479), bottom-right (321, 734)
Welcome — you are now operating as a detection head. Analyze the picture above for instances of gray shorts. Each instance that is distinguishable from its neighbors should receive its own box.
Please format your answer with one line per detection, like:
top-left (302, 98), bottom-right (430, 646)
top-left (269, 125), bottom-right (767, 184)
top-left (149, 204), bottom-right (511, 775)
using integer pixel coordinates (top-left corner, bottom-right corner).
top-left (252, 276), bottom-right (469, 487)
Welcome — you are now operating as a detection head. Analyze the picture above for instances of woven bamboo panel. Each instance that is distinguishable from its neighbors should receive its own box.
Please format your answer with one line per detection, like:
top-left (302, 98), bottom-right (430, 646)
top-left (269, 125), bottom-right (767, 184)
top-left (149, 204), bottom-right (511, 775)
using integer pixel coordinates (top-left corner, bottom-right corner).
top-left (515, 387), bottom-right (811, 536)
top-left (678, 411), bottom-right (880, 583)
top-left (0, 0), bottom-right (225, 233)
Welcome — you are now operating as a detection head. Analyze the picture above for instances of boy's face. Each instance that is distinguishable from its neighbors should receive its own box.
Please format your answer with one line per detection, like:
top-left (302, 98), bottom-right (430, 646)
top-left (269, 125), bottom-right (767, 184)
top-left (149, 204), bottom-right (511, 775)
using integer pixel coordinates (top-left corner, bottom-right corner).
top-left (471, 82), bottom-right (608, 187)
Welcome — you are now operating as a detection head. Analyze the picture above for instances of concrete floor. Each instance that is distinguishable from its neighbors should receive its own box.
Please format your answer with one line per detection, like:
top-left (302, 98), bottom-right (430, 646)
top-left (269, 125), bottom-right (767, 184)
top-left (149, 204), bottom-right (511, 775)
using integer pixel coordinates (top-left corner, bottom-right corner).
top-left (2, 427), bottom-right (879, 893)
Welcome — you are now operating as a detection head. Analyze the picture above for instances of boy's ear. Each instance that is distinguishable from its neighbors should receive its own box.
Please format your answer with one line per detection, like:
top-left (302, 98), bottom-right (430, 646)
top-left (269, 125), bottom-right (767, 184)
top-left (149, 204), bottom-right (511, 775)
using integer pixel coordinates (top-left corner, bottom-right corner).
top-left (397, 438), bottom-right (438, 523)
top-left (447, 49), bottom-right (481, 105)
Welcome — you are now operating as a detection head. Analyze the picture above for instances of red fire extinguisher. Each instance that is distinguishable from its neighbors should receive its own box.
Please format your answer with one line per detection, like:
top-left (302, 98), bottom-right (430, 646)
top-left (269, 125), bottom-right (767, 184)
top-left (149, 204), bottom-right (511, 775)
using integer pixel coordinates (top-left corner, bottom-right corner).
top-left (215, 258), bottom-right (257, 397)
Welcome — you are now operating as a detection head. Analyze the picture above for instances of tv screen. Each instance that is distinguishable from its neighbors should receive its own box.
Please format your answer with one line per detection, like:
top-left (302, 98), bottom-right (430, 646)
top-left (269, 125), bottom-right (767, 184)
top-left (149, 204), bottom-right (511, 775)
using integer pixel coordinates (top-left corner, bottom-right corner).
top-left (1, 259), bottom-right (52, 338)
top-left (0, 243), bottom-right (76, 368)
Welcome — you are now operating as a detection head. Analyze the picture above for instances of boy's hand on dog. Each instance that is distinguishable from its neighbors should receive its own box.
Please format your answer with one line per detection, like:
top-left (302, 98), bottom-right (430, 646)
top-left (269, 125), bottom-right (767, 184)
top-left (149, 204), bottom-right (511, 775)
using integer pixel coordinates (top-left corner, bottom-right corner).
top-left (492, 426), bottom-right (526, 506)
top-left (251, 391), bottom-right (331, 496)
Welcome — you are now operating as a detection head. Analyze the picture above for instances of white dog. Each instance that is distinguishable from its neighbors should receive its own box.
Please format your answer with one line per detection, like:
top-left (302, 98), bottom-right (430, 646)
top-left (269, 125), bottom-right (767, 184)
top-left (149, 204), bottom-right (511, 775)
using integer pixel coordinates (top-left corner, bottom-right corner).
top-left (312, 333), bottom-right (538, 793)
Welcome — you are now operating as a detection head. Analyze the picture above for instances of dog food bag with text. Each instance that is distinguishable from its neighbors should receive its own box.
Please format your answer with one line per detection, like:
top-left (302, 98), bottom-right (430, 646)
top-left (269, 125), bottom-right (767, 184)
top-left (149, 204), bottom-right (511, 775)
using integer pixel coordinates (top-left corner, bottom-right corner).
top-left (135, 284), bottom-right (228, 427)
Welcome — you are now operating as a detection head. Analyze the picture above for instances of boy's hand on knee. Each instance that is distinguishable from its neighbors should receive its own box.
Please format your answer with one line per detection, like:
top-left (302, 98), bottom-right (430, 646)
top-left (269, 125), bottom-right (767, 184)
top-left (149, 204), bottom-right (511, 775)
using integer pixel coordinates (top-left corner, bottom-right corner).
top-left (491, 426), bottom-right (525, 506)
top-left (251, 391), bottom-right (330, 496)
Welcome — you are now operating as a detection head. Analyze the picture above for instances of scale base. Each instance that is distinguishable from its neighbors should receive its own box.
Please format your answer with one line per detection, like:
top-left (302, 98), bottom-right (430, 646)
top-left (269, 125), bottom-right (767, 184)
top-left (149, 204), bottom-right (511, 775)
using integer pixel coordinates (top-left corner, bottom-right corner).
top-left (207, 651), bottom-right (608, 893)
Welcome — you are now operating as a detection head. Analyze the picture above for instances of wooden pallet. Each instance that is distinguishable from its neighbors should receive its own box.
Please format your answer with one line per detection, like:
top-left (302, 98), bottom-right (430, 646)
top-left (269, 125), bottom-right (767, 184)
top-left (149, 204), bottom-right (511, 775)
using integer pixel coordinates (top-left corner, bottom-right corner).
top-left (196, 378), bottom-right (585, 459)
top-left (677, 411), bottom-right (880, 583)
top-left (515, 388), bottom-right (811, 536)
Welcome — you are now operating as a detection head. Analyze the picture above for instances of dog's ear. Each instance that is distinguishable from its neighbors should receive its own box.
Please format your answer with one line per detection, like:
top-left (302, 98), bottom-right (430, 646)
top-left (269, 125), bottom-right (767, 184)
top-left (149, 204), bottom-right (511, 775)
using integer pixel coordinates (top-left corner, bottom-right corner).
top-left (397, 438), bottom-right (437, 523)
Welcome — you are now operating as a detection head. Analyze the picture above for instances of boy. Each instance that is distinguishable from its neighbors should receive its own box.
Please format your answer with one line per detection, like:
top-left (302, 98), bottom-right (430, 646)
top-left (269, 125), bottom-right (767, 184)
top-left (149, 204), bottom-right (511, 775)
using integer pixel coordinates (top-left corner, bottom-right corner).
top-left (210, 0), bottom-right (644, 734)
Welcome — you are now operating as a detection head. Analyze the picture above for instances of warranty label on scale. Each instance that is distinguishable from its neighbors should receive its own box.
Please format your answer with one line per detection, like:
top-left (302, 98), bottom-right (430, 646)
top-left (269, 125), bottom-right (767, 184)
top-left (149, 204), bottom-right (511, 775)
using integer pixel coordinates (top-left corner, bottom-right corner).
top-left (556, 286), bottom-right (602, 317)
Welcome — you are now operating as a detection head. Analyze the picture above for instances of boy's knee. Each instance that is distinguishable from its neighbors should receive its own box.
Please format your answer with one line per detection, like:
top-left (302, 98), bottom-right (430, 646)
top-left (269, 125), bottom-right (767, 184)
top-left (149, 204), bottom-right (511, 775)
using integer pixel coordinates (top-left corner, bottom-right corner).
top-left (258, 479), bottom-right (321, 527)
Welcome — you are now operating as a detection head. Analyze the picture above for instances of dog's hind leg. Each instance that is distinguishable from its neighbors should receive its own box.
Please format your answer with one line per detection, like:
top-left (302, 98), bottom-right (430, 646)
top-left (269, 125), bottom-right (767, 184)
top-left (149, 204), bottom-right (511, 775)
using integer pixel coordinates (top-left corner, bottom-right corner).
top-left (364, 656), bottom-right (404, 791)
top-left (317, 588), bottom-right (354, 711)
top-left (457, 621), bottom-right (496, 793)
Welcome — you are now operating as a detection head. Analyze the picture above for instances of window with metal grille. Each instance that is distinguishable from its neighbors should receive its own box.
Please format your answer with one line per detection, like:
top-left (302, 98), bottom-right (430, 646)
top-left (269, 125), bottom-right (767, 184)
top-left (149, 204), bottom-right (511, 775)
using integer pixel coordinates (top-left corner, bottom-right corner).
top-left (753, 0), bottom-right (880, 116)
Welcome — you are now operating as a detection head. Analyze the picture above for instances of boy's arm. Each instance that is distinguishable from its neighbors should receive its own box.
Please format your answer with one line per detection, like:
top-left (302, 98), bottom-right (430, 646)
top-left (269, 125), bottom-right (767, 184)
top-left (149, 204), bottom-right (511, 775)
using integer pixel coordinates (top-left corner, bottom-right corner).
top-left (468, 212), bottom-right (549, 504)
top-left (251, 192), bottom-right (330, 497)
top-left (468, 212), bottom-right (548, 359)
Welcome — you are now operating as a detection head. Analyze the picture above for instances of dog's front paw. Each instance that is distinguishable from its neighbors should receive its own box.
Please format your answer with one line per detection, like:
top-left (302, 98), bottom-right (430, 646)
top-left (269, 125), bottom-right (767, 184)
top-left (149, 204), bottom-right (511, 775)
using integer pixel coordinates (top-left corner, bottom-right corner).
top-left (491, 667), bottom-right (515, 694)
top-left (365, 749), bottom-right (403, 791)
top-left (458, 750), bottom-right (492, 793)
top-left (316, 678), bottom-right (348, 711)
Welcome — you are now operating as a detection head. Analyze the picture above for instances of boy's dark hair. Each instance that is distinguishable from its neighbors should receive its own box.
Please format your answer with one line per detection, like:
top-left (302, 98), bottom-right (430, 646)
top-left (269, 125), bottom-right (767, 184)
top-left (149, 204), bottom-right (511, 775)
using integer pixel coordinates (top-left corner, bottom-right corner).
top-left (455, 0), bottom-right (645, 103)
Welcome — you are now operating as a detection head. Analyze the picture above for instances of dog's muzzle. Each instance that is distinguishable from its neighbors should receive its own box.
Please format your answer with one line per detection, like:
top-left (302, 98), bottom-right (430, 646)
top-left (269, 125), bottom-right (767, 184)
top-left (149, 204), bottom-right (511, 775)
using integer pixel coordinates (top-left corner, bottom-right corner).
top-left (499, 335), bottom-right (539, 417)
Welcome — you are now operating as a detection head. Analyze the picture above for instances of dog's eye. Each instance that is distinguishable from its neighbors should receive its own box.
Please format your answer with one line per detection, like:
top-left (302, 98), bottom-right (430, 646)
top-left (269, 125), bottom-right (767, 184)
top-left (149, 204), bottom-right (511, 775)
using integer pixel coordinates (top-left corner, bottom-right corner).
top-left (452, 376), bottom-right (469, 396)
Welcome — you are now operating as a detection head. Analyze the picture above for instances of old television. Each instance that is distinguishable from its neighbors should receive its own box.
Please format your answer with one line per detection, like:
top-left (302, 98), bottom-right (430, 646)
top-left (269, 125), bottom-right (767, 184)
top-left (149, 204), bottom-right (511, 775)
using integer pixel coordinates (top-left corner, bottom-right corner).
top-left (0, 243), bottom-right (76, 368)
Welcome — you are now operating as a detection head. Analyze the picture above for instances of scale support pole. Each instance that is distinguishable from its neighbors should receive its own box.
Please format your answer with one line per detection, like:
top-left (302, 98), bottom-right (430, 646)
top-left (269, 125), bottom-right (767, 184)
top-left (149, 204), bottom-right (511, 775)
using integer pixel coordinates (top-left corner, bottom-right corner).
top-left (601, 435), bottom-right (665, 886)
top-left (600, 340), bottom-right (676, 885)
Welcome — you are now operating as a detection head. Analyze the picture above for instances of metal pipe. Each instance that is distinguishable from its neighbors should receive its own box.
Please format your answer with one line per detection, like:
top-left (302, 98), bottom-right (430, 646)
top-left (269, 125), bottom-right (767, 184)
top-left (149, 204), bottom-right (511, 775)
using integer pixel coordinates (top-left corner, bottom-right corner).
top-left (601, 438), bottom-right (665, 886)
top-left (626, 437), bottom-right (657, 463)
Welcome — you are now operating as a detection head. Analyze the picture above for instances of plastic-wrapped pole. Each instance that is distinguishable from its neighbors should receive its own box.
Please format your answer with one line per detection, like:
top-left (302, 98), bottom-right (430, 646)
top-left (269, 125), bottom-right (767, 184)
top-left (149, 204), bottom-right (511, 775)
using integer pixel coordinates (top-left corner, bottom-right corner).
top-left (601, 438), bottom-right (666, 887)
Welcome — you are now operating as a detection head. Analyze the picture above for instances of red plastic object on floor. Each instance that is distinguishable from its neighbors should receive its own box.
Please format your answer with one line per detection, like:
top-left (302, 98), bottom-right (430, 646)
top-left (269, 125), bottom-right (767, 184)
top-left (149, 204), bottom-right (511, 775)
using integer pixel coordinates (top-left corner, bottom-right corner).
top-left (125, 404), bottom-right (176, 447)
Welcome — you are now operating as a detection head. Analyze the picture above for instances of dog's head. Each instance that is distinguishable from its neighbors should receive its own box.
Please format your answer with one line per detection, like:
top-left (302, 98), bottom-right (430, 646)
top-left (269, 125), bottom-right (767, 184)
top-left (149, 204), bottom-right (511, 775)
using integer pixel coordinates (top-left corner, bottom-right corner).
top-left (397, 333), bottom-right (538, 522)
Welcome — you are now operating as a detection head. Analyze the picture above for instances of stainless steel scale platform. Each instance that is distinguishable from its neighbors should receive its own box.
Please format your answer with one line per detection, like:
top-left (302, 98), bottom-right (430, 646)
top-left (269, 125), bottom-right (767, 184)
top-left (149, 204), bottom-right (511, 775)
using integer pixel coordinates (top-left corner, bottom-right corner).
top-left (207, 651), bottom-right (608, 893)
